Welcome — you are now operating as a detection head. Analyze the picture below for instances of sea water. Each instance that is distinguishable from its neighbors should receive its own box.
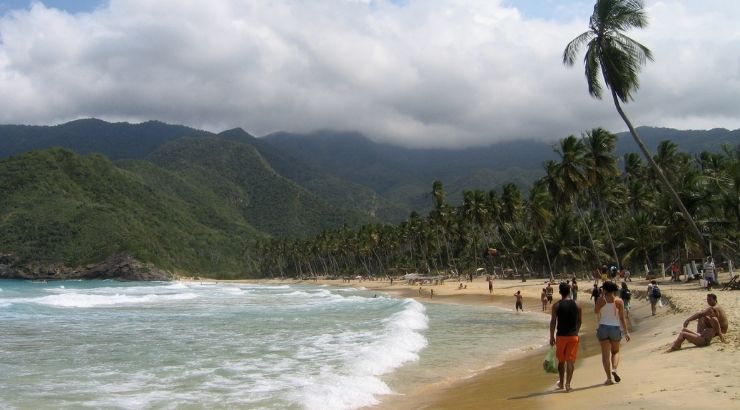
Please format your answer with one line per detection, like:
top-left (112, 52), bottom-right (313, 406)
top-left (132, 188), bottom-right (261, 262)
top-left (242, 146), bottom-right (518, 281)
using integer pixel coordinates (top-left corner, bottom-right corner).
top-left (0, 280), bottom-right (546, 409)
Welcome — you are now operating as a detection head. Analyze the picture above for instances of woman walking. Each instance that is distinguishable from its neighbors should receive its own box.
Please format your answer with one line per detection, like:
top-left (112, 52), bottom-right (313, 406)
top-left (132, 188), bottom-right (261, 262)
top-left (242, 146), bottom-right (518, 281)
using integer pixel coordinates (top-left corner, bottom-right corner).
top-left (595, 281), bottom-right (631, 385)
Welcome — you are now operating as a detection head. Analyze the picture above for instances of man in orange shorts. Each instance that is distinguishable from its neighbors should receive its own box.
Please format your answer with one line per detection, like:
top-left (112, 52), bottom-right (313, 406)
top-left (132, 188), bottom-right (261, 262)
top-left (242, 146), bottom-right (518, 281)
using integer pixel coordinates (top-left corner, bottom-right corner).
top-left (549, 282), bottom-right (583, 392)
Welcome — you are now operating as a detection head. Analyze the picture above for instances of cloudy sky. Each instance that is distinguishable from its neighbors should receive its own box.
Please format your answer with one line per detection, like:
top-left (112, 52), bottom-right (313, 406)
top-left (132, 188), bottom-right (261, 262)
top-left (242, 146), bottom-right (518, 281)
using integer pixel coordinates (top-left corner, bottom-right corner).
top-left (0, 0), bottom-right (738, 148)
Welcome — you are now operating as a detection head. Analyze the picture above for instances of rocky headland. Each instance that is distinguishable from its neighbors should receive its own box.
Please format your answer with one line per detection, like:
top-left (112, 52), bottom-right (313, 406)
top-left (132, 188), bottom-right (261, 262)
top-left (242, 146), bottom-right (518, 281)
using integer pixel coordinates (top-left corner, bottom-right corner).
top-left (0, 254), bottom-right (174, 281)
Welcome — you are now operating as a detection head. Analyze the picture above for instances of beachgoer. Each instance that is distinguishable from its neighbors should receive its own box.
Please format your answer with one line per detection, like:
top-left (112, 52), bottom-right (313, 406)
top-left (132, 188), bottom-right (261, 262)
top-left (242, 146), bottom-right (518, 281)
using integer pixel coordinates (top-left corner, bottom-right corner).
top-left (541, 288), bottom-right (548, 312)
top-left (545, 282), bottom-right (554, 305)
top-left (703, 257), bottom-right (717, 290)
top-left (514, 291), bottom-right (523, 312)
top-left (419, 286), bottom-right (423, 295)
top-left (488, 279), bottom-right (493, 294)
top-left (549, 282), bottom-right (582, 392)
top-left (595, 281), bottom-right (631, 385)
top-left (668, 293), bottom-right (728, 351)
top-left (671, 261), bottom-right (680, 282)
top-left (624, 268), bottom-right (631, 282)
top-left (590, 283), bottom-right (600, 303)
top-left (619, 282), bottom-right (632, 320)
top-left (571, 278), bottom-right (578, 301)
top-left (648, 280), bottom-right (661, 316)
top-left (430, 289), bottom-right (434, 299)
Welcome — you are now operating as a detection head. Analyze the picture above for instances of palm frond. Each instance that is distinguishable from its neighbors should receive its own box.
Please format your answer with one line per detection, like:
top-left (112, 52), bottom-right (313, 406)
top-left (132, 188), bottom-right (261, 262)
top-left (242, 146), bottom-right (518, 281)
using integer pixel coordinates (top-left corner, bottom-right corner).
top-left (585, 42), bottom-right (602, 98)
top-left (563, 31), bottom-right (593, 65)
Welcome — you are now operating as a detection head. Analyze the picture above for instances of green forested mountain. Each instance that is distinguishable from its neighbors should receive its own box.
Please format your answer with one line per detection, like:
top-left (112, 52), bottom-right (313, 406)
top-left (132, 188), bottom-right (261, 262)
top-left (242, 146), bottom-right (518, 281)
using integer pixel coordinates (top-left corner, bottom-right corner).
top-left (2, 119), bottom-right (737, 218)
top-left (1, 119), bottom-right (737, 279)
top-left (0, 141), bottom-right (375, 278)
top-left (146, 137), bottom-right (373, 238)
top-left (216, 128), bottom-right (410, 222)
top-left (263, 127), bottom-right (740, 212)
top-left (0, 148), bottom-right (260, 277)
top-left (0, 118), bottom-right (211, 160)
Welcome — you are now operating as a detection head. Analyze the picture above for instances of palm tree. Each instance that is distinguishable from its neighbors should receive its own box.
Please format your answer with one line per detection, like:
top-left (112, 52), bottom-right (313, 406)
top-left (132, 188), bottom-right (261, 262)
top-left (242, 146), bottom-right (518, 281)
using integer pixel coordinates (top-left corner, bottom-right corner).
top-left (563, 0), bottom-right (708, 254)
top-left (583, 127), bottom-right (621, 268)
top-left (552, 135), bottom-right (602, 267)
top-left (526, 181), bottom-right (555, 280)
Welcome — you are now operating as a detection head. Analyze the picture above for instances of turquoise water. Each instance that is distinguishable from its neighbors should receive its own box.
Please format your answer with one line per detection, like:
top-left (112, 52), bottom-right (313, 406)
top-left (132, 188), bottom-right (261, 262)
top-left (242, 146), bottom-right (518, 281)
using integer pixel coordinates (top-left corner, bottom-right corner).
top-left (0, 280), bottom-right (546, 409)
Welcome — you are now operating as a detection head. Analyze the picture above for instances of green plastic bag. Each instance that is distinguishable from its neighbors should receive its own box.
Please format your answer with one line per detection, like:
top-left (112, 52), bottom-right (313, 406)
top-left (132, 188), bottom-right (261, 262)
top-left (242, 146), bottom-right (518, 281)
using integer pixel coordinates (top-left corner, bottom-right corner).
top-left (543, 346), bottom-right (557, 373)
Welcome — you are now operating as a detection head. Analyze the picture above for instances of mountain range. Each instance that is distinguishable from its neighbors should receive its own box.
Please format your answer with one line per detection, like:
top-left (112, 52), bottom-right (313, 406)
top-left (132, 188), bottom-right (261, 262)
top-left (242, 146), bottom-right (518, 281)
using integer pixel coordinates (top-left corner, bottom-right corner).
top-left (1, 119), bottom-right (737, 278)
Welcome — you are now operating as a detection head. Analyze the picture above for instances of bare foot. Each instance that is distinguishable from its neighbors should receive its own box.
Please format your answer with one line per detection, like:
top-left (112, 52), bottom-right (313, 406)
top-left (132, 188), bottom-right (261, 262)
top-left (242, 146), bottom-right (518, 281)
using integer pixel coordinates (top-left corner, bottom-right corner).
top-left (604, 379), bottom-right (614, 385)
top-left (565, 385), bottom-right (573, 392)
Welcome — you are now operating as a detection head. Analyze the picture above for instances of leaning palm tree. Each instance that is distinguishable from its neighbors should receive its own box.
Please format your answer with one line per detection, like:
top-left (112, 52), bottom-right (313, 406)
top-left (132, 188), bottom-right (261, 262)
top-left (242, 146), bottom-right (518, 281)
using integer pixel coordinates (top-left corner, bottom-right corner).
top-left (563, 0), bottom-right (708, 255)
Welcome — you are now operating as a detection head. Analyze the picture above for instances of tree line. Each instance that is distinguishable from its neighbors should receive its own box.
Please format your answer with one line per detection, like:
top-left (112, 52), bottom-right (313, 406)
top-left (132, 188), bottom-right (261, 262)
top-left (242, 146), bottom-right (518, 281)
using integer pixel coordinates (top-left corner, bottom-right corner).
top-left (253, 132), bottom-right (738, 280)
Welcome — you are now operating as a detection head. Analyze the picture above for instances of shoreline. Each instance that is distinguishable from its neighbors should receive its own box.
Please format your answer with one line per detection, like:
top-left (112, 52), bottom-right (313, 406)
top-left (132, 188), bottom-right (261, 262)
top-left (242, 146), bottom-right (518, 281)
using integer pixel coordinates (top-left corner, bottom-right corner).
top-left (193, 275), bottom-right (740, 409)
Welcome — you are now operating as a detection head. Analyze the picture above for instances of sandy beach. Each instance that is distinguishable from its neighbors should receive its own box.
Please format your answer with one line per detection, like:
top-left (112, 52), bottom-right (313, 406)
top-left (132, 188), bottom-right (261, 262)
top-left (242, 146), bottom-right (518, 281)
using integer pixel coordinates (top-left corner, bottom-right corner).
top-left (234, 271), bottom-right (740, 409)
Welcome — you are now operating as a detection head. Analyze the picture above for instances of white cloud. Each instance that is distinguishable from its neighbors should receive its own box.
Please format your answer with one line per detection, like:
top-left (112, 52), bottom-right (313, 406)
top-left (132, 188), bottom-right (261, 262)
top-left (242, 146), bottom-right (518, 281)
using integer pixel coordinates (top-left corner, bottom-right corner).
top-left (0, 0), bottom-right (738, 148)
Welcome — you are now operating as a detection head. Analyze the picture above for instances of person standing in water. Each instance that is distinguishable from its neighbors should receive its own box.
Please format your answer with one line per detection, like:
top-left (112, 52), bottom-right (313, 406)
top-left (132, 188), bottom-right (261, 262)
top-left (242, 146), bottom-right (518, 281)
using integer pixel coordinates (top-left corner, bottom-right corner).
top-left (571, 278), bottom-right (579, 301)
top-left (550, 282), bottom-right (582, 392)
top-left (514, 291), bottom-right (523, 312)
top-left (541, 288), bottom-right (548, 312)
top-left (595, 281), bottom-right (631, 385)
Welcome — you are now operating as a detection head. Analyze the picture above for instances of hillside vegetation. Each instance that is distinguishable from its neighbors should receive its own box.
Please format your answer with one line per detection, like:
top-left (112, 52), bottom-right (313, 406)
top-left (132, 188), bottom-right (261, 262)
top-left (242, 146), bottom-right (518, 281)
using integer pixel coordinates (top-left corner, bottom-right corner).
top-left (0, 148), bottom-right (259, 277)
top-left (0, 119), bottom-right (737, 279)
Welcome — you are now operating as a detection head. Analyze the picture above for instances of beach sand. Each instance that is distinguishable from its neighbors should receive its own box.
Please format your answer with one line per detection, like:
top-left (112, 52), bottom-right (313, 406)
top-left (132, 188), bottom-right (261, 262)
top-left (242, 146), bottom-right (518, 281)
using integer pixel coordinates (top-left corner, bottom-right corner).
top-left (207, 273), bottom-right (740, 409)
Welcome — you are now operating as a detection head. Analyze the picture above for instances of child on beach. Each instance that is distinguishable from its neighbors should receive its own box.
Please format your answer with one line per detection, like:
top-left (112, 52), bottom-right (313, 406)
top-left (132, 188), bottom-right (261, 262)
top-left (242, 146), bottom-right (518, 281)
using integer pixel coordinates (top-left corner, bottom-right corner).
top-left (514, 291), bottom-right (523, 312)
top-left (541, 288), bottom-right (548, 311)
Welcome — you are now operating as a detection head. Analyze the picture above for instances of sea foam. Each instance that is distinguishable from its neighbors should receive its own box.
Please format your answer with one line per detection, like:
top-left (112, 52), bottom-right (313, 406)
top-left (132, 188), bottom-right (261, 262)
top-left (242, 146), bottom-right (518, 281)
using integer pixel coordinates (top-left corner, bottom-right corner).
top-left (29, 292), bottom-right (198, 308)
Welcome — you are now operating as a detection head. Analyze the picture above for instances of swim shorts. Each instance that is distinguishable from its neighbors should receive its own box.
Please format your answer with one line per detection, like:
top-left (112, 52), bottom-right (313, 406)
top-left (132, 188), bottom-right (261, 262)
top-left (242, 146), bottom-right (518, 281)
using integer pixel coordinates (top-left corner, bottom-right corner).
top-left (556, 335), bottom-right (580, 362)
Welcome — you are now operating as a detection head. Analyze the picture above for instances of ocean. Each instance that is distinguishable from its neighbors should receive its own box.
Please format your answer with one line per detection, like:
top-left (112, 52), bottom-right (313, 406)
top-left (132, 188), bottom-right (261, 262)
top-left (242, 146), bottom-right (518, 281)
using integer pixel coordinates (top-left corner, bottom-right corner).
top-left (0, 280), bottom-right (547, 409)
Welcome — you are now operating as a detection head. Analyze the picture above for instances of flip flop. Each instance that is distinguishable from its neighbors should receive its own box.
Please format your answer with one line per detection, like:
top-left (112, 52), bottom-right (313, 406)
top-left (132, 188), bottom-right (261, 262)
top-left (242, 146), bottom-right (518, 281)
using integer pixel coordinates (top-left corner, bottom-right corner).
top-left (612, 371), bottom-right (621, 383)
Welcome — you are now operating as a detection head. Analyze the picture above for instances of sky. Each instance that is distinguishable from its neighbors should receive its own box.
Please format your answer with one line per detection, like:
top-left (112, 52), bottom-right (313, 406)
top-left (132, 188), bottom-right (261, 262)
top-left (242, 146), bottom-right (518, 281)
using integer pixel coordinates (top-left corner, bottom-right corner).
top-left (0, 0), bottom-right (738, 148)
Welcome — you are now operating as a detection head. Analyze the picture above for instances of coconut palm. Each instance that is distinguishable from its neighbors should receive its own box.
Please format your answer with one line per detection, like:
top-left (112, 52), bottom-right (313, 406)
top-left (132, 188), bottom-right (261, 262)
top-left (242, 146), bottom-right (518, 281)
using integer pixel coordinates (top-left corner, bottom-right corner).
top-left (551, 135), bottom-right (603, 267)
top-left (563, 0), bottom-right (708, 254)
top-left (583, 128), bottom-right (621, 268)
top-left (526, 181), bottom-right (555, 280)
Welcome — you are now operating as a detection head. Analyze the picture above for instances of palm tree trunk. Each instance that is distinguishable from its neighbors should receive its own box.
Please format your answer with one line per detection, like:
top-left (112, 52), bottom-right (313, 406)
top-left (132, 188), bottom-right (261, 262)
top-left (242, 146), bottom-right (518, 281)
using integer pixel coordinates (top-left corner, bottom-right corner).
top-left (596, 194), bottom-right (620, 268)
top-left (539, 232), bottom-right (554, 281)
top-left (575, 203), bottom-right (602, 268)
top-left (611, 91), bottom-right (708, 255)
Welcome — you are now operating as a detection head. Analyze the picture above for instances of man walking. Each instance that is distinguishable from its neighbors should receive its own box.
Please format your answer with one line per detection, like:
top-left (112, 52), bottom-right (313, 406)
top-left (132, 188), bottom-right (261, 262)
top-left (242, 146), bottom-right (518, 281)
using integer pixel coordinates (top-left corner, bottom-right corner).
top-left (549, 282), bottom-right (583, 392)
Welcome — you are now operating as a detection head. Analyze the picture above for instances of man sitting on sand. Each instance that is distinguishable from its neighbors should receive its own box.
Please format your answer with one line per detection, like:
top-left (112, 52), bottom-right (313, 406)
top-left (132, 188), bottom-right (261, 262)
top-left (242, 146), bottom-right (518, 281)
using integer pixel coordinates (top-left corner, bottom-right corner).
top-left (668, 293), bottom-right (728, 351)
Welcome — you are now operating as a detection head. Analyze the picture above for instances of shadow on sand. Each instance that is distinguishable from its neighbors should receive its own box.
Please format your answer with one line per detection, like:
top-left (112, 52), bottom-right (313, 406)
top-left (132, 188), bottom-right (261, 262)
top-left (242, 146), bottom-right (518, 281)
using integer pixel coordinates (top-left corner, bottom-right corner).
top-left (508, 383), bottom-right (606, 400)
